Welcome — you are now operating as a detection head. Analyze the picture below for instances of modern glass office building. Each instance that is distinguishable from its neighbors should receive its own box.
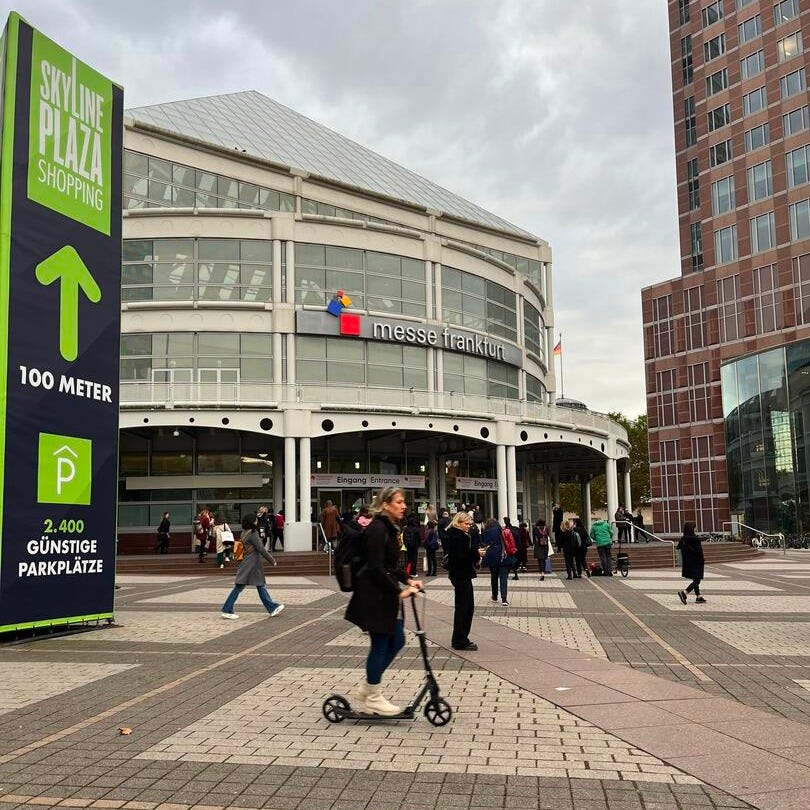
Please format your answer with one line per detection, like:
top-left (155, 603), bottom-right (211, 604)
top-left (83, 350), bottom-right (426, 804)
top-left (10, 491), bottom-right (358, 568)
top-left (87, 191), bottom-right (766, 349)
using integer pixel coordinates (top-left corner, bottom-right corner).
top-left (117, 91), bottom-right (630, 551)
top-left (722, 338), bottom-right (810, 535)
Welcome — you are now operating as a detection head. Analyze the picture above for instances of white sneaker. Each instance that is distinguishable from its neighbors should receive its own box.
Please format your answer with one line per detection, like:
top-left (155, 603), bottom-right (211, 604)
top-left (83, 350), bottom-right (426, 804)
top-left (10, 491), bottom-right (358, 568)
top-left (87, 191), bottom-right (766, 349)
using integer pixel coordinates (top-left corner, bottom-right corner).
top-left (220, 612), bottom-right (239, 620)
top-left (270, 604), bottom-right (285, 617)
top-left (354, 681), bottom-right (372, 702)
top-left (219, 564), bottom-right (224, 569)
top-left (364, 684), bottom-right (401, 716)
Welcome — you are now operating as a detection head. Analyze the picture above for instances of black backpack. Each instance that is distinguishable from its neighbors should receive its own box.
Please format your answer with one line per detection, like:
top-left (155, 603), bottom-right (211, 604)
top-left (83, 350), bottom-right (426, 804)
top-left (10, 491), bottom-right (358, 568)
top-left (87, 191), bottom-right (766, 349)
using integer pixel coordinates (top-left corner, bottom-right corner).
top-left (334, 521), bottom-right (367, 592)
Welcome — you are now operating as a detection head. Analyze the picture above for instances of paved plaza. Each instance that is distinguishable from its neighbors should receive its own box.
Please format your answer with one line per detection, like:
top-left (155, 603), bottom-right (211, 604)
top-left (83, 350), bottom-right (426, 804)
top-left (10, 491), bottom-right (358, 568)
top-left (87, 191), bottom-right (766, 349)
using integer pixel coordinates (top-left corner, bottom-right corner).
top-left (5, 554), bottom-right (810, 808)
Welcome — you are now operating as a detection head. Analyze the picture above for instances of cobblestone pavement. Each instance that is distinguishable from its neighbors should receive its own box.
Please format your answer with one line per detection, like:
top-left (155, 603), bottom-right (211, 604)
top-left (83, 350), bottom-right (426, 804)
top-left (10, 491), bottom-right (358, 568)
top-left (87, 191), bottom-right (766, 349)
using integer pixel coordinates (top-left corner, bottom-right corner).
top-left (6, 555), bottom-right (810, 808)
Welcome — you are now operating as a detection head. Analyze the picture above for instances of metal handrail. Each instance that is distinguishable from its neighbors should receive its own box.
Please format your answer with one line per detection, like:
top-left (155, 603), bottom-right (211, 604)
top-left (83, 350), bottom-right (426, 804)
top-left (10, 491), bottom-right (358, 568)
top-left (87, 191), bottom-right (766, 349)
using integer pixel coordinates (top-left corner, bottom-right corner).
top-left (722, 520), bottom-right (785, 554)
top-left (612, 521), bottom-right (677, 569)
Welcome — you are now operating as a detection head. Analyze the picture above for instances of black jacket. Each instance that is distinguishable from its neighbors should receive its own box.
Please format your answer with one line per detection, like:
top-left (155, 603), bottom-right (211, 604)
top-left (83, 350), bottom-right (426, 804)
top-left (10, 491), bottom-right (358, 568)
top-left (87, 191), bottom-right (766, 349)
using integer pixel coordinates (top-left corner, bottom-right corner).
top-left (556, 528), bottom-right (575, 552)
top-left (345, 515), bottom-right (408, 634)
top-left (678, 532), bottom-right (704, 581)
top-left (443, 525), bottom-right (479, 580)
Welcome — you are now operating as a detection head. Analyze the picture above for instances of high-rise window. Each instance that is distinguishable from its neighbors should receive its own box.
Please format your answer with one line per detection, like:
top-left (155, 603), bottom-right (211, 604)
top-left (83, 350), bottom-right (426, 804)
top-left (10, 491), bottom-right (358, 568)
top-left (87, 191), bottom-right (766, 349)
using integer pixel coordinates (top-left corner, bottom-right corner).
top-left (704, 34), bottom-right (726, 63)
top-left (717, 275), bottom-right (742, 340)
top-left (784, 106), bottom-right (810, 136)
top-left (685, 97), bottom-right (698, 147)
top-left (692, 435), bottom-right (720, 532)
top-left (706, 68), bottom-right (729, 96)
top-left (745, 123), bottom-right (770, 152)
top-left (780, 68), bottom-right (807, 99)
top-left (708, 104), bottom-right (732, 131)
top-left (687, 158), bottom-right (700, 210)
top-left (794, 254), bottom-right (810, 324)
top-left (656, 369), bottom-right (678, 427)
top-left (747, 160), bottom-right (774, 200)
top-left (690, 222), bottom-right (704, 271)
top-left (753, 264), bottom-right (781, 333)
top-left (738, 0), bottom-right (757, 10)
top-left (739, 15), bottom-right (762, 43)
top-left (684, 286), bottom-right (706, 349)
top-left (715, 226), bottom-right (738, 265)
top-left (741, 50), bottom-right (766, 80)
top-left (786, 145), bottom-right (810, 187)
top-left (710, 139), bottom-right (732, 167)
top-left (688, 364), bottom-right (711, 422)
top-left (659, 440), bottom-right (682, 535)
top-left (743, 87), bottom-right (768, 116)
top-left (711, 175), bottom-right (735, 215)
top-left (702, 1), bottom-right (724, 26)
top-left (789, 199), bottom-right (810, 241)
top-left (774, 0), bottom-right (800, 26)
top-left (678, 0), bottom-right (690, 25)
top-left (751, 212), bottom-right (776, 253)
top-left (778, 31), bottom-right (804, 62)
top-left (681, 35), bottom-right (693, 85)
top-left (653, 295), bottom-right (674, 357)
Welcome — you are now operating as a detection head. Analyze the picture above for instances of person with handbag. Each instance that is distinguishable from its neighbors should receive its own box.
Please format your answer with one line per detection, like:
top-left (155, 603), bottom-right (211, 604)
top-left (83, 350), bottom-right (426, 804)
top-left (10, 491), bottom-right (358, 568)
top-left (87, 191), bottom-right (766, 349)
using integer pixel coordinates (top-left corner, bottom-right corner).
top-left (532, 518), bottom-right (550, 580)
top-left (482, 518), bottom-right (515, 606)
top-left (443, 511), bottom-right (482, 650)
top-left (214, 515), bottom-right (235, 568)
top-left (221, 515), bottom-right (284, 620)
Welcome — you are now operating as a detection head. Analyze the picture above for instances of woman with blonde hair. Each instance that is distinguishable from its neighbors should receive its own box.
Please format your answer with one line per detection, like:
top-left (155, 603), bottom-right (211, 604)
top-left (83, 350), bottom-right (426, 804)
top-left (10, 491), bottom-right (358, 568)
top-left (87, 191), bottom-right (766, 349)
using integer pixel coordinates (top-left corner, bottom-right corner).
top-left (344, 486), bottom-right (423, 715)
top-left (443, 510), bottom-right (482, 650)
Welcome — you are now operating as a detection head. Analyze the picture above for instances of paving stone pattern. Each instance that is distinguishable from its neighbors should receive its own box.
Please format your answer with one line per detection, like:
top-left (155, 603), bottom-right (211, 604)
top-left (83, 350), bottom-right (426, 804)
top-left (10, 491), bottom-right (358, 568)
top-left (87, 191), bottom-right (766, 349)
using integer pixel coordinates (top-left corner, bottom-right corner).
top-left (425, 587), bottom-right (577, 610)
top-left (617, 579), bottom-right (781, 592)
top-left (139, 586), bottom-right (337, 607)
top-left (693, 621), bottom-right (810, 656)
top-left (483, 615), bottom-right (608, 658)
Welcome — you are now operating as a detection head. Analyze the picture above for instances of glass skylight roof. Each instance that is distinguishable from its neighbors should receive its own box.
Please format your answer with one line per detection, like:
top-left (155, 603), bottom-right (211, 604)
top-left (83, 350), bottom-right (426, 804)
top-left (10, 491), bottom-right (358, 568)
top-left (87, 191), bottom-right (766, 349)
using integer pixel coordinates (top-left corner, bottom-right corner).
top-left (126, 91), bottom-right (534, 239)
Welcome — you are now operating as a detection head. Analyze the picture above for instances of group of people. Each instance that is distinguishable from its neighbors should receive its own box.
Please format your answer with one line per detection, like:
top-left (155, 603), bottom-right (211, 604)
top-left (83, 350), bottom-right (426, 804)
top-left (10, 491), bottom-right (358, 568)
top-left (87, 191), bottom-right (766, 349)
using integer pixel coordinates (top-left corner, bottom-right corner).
top-left (185, 505), bottom-right (285, 565)
top-left (615, 504), bottom-right (645, 542)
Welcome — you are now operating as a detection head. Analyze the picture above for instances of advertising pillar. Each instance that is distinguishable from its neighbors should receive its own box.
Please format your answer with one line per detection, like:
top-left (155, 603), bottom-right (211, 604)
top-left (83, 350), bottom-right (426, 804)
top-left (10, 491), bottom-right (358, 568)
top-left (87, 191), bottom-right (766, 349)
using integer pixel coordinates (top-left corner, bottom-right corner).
top-left (0, 13), bottom-right (123, 632)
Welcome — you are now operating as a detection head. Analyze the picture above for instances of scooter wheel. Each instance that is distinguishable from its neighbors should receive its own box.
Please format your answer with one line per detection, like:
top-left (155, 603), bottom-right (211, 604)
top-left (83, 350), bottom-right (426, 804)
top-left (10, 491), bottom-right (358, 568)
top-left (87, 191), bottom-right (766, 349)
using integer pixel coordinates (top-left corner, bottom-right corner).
top-left (424, 698), bottom-right (452, 726)
top-left (620, 566), bottom-right (629, 578)
top-left (322, 695), bottom-right (350, 723)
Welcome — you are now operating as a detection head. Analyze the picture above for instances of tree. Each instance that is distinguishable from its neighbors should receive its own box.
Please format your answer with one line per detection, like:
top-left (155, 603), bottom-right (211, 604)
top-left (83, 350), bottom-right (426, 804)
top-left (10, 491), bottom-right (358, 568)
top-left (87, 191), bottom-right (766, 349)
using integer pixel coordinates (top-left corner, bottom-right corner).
top-left (558, 412), bottom-right (649, 514)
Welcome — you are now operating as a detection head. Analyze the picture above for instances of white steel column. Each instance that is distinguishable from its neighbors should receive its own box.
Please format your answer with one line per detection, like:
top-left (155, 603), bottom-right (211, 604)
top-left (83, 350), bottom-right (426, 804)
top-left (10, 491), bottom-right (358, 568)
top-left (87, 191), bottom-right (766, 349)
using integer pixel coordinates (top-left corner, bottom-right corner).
top-left (605, 457), bottom-right (618, 537)
top-left (428, 449), bottom-right (438, 510)
top-left (286, 333), bottom-right (296, 386)
top-left (496, 445), bottom-right (508, 523)
top-left (273, 446), bottom-right (283, 513)
top-left (581, 477), bottom-right (592, 530)
top-left (506, 445), bottom-right (518, 522)
top-left (623, 469), bottom-right (632, 512)
top-left (284, 436), bottom-right (297, 523)
top-left (272, 240), bottom-right (282, 303)
top-left (438, 456), bottom-right (447, 508)
top-left (299, 436), bottom-right (311, 523)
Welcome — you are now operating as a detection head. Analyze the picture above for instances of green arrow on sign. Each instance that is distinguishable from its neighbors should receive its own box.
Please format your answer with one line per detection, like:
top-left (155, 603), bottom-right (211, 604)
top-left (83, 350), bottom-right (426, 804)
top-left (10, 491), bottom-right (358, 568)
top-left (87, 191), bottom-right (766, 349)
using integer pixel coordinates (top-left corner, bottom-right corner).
top-left (35, 245), bottom-right (102, 362)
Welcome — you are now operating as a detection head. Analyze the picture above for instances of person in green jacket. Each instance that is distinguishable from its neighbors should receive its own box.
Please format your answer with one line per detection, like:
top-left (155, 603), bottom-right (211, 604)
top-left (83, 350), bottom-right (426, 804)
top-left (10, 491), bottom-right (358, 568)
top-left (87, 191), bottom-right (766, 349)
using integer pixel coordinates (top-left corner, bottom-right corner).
top-left (589, 517), bottom-right (614, 576)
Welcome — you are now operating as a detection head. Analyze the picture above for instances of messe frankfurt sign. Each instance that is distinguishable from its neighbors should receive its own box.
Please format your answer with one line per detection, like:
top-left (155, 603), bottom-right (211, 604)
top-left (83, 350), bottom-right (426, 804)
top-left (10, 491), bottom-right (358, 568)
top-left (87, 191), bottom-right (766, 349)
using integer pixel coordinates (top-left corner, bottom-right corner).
top-left (296, 310), bottom-right (522, 367)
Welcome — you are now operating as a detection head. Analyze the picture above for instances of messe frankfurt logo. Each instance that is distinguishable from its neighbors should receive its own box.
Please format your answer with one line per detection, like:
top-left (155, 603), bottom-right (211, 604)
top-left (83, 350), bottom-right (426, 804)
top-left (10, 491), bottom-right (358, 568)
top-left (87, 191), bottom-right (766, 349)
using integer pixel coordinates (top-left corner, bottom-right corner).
top-left (326, 290), bottom-right (361, 336)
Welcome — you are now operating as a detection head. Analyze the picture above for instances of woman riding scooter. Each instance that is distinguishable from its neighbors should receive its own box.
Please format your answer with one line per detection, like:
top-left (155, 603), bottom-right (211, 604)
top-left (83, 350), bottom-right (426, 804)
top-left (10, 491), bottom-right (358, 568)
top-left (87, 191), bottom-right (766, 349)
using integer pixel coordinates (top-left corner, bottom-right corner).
top-left (344, 486), bottom-right (423, 716)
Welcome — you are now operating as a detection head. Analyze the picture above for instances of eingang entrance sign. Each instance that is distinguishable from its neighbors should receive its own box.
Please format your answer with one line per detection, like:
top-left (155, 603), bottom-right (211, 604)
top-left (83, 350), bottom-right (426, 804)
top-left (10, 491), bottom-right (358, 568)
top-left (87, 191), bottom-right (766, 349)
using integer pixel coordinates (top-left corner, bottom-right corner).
top-left (0, 13), bottom-right (122, 632)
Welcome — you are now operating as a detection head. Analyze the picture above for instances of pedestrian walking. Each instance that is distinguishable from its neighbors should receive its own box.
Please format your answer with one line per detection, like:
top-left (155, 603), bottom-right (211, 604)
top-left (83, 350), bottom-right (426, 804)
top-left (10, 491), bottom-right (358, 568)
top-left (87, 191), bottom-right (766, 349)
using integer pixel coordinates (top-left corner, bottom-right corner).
top-left (345, 486), bottom-right (423, 716)
top-left (403, 513), bottom-right (421, 576)
top-left (214, 514), bottom-right (234, 568)
top-left (423, 520), bottom-right (439, 577)
top-left (552, 501), bottom-right (563, 545)
top-left (532, 518), bottom-right (550, 579)
top-left (321, 500), bottom-right (341, 549)
top-left (572, 517), bottom-right (591, 578)
top-left (272, 509), bottom-right (285, 551)
top-left (677, 522), bottom-right (706, 604)
top-left (156, 511), bottom-right (170, 554)
top-left (220, 515), bottom-right (285, 619)
top-left (443, 511), bottom-right (481, 650)
top-left (517, 522), bottom-right (530, 572)
top-left (482, 518), bottom-right (514, 606)
top-left (557, 519), bottom-right (577, 580)
top-left (590, 515), bottom-right (614, 576)
top-left (194, 508), bottom-right (211, 563)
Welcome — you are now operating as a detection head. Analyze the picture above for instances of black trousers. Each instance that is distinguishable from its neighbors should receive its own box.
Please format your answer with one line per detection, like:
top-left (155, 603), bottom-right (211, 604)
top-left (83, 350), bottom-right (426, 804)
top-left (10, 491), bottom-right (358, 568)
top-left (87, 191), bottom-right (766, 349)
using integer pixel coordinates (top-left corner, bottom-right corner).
top-left (562, 547), bottom-right (576, 577)
top-left (449, 576), bottom-right (474, 647)
top-left (574, 545), bottom-right (588, 576)
top-left (425, 547), bottom-right (437, 576)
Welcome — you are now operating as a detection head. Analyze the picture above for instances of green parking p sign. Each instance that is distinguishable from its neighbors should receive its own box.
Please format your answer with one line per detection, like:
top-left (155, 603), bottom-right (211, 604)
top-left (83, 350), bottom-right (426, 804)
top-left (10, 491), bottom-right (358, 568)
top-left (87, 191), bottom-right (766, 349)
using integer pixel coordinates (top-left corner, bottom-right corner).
top-left (37, 432), bottom-right (92, 505)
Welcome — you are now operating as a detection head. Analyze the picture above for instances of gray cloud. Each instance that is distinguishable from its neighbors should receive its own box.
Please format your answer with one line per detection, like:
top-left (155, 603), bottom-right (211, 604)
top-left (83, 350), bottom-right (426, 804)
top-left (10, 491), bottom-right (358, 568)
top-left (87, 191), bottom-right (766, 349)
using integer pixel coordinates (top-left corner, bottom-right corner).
top-left (2, 0), bottom-right (680, 415)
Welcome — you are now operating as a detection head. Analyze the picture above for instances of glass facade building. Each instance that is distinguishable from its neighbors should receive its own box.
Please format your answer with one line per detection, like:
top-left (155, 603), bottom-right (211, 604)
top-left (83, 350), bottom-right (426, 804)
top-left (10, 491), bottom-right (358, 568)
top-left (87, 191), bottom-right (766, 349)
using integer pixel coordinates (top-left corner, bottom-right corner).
top-left (117, 91), bottom-right (630, 551)
top-left (722, 340), bottom-right (810, 535)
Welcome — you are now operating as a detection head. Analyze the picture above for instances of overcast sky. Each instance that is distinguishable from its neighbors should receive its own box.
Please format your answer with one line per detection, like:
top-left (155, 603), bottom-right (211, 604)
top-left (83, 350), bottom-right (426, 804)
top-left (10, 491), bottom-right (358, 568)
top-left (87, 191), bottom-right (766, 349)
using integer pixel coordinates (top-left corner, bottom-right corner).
top-left (2, 0), bottom-right (679, 417)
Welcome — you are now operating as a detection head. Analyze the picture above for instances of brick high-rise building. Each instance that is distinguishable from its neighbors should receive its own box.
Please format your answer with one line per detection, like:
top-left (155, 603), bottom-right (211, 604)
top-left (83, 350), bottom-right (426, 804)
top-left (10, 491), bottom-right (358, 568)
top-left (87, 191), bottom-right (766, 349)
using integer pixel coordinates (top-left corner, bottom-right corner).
top-left (642, 1), bottom-right (810, 537)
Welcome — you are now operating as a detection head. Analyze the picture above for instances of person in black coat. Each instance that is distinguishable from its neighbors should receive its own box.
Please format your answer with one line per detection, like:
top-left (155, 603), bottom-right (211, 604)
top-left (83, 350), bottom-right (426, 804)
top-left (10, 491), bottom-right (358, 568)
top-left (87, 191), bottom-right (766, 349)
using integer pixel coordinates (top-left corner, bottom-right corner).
top-left (444, 511), bottom-right (482, 651)
top-left (156, 512), bottom-right (171, 554)
top-left (403, 514), bottom-right (421, 576)
top-left (556, 519), bottom-right (577, 580)
top-left (345, 486), bottom-right (422, 716)
top-left (572, 517), bottom-right (590, 578)
top-left (677, 521), bottom-right (706, 604)
top-left (552, 502), bottom-right (563, 545)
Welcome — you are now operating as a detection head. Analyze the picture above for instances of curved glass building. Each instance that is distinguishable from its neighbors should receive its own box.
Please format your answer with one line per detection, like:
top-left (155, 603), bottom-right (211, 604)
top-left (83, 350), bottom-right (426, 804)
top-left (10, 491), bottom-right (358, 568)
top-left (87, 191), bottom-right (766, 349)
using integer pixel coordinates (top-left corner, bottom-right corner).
top-left (722, 339), bottom-right (810, 536)
top-left (118, 91), bottom-right (630, 551)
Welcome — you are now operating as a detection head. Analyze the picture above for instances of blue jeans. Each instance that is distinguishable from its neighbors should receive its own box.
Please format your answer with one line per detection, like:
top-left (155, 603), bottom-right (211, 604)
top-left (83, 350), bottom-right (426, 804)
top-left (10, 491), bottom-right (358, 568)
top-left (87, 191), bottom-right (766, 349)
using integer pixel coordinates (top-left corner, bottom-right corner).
top-left (490, 565), bottom-right (509, 601)
top-left (366, 618), bottom-right (406, 684)
top-left (222, 584), bottom-right (279, 614)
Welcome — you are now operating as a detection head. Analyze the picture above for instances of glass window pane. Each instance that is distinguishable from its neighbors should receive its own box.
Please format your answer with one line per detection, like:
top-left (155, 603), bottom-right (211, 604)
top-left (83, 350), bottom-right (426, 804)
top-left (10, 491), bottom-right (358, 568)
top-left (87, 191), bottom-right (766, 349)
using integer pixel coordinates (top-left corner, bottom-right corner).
top-left (327, 338), bottom-right (363, 361)
top-left (123, 240), bottom-right (153, 262)
top-left (366, 252), bottom-right (400, 274)
top-left (325, 246), bottom-right (363, 270)
top-left (153, 239), bottom-right (193, 261)
top-left (296, 243), bottom-right (325, 266)
top-left (124, 151), bottom-right (148, 175)
top-left (199, 239), bottom-right (239, 261)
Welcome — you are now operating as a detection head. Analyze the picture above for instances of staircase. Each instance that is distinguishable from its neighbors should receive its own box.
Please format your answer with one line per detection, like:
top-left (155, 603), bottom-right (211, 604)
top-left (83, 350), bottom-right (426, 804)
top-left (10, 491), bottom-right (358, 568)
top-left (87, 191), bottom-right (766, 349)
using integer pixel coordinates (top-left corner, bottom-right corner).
top-left (116, 541), bottom-right (764, 578)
